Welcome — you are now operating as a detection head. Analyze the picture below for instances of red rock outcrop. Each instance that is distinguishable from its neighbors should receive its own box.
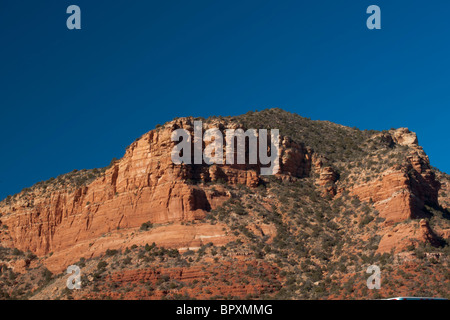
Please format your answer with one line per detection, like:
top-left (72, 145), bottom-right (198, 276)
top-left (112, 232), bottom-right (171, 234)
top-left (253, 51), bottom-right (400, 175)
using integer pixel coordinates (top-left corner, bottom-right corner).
top-left (351, 169), bottom-right (416, 224)
top-left (351, 134), bottom-right (440, 225)
top-left (350, 129), bottom-right (444, 253)
top-left (0, 118), bottom-right (311, 272)
top-left (0, 120), bottom-right (445, 273)
top-left (391, 128), bottom-right (419, 147)
top-left (77, 259), bottom-right (282, 300)
top-left (377, 219), bottom-right (441, 253)
top-left (311, 155), bottom-right (338, 196)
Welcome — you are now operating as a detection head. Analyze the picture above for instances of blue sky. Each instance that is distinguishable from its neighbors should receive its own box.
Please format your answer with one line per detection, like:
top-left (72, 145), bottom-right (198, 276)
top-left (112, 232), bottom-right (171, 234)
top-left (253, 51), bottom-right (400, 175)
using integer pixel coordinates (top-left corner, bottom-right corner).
top-left (0, 0), bottom-right (449, 199)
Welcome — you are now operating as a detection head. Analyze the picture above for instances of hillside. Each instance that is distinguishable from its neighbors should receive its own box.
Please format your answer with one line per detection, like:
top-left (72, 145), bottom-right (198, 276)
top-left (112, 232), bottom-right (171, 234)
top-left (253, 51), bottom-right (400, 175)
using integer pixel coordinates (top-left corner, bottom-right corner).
top-left (0, 108), bottom-right (448, 300)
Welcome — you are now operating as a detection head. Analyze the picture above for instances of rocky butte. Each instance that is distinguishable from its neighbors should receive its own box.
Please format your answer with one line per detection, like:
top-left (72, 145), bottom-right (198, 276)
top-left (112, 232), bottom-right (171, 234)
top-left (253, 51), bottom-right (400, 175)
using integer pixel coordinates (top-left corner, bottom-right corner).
top-left (0, 109), bottom-right (448, 300)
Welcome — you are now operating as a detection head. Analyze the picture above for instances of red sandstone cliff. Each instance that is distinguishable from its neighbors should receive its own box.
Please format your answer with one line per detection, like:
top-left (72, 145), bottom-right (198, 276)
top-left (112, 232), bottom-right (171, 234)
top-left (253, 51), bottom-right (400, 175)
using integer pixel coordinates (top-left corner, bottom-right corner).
top-left (0, 120), bottom-right (446, 274)
top-left (0, 118), bottom-right (311, 272)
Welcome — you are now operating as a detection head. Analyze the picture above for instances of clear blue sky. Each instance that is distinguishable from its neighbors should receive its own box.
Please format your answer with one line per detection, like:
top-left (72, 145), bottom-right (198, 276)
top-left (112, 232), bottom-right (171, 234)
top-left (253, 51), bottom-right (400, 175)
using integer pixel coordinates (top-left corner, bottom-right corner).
top-left (1, 0), bottom-right (449, 200)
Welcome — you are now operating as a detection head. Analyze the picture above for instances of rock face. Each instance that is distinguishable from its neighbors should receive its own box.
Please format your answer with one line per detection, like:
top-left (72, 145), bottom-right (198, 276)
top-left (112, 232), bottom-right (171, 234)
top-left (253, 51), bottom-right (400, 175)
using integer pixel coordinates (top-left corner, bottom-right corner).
top-left (317, 166), bottom-right (338, 196)
top-left (85, 260), bottom-right (281, 300)
top-left (377, 219), bottom-right (441, 253)
top-left (311, 155), bottom-right (339, 196)
top-left (1, 121), bottom-right (222, 269)
top-left (436, 170), bottom-right (450, 210)
top-left (349, 128), bottom-right (444, 253)
top-left (391, 128), bottom-right (419, 147)
top-left (0, 118), bottom-right (446, 275)
top-left (0, 110), bottom-right (449, 300)
top-left (351, 131), bottom-right (440, 224)
top-left (0, 118), bottom-right (312, 272)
